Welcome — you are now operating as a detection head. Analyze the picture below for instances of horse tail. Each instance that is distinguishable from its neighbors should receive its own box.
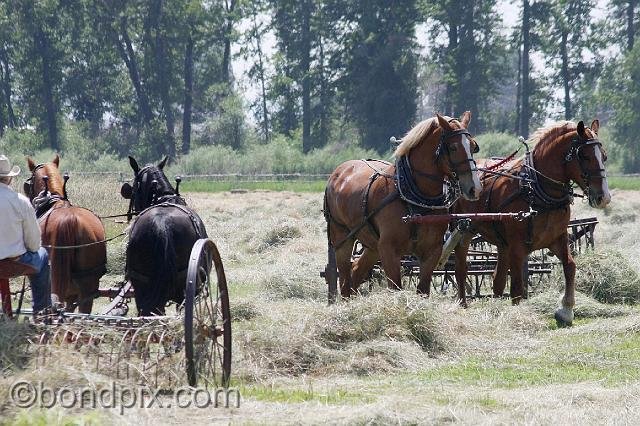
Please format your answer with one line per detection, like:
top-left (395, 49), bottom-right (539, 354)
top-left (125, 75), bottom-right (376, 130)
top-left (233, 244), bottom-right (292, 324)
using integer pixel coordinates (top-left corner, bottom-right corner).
top-left (49, 213), bottom-right (78, 304)
top-left (148, 215), bottom-right (177, 314)
top-left (323, 186), bottom-right (332, 246)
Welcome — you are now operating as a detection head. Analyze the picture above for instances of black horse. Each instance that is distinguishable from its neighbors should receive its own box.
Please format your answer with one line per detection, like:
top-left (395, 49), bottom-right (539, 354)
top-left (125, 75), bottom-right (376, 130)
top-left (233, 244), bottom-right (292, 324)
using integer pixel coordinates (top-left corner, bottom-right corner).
top-left (120, 156), bottom-right (207, 316)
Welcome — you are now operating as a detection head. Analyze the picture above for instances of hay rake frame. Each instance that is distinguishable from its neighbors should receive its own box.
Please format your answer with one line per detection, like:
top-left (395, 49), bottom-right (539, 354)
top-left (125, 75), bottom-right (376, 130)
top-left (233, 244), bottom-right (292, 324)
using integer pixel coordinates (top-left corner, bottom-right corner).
top-left (2, 238), bottom-right (231, 389)
top-left (323, 215), bottom-right (598, 303)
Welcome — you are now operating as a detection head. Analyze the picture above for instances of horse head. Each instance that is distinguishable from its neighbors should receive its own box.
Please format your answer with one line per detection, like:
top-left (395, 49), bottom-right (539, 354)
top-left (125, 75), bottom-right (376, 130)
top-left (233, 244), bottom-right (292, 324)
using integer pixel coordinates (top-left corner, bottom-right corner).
top-left (565, 120), bottom-right (611, 209)
top-left (24, 154), bottom-right (64, 201)
top-left (435, 112), bottom-right (482, 201)
top-left (120, 156), bottom-right (179, 213)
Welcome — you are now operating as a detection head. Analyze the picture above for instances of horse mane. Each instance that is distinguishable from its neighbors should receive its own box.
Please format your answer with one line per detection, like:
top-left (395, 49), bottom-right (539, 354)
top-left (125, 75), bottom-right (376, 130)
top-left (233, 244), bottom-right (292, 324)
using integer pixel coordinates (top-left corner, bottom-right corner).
top-left (42, 163), bottom-right (65, 196)
top-left (528, 121), bottom-right (576, 152)
top-left (394, 117), bottom-right (441, 157)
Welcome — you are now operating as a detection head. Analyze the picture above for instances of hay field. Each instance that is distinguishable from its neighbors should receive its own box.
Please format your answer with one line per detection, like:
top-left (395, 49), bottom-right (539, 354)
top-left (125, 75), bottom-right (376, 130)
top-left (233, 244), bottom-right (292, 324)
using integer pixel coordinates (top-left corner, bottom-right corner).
top-left (2, 179), bottom-right (640, 425)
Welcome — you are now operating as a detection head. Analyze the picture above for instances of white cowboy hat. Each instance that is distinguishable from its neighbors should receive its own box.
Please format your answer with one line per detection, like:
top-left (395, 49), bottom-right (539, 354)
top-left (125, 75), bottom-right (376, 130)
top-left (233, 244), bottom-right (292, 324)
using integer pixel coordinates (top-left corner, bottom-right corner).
top-left (0, 155), bottom-right (20, 177)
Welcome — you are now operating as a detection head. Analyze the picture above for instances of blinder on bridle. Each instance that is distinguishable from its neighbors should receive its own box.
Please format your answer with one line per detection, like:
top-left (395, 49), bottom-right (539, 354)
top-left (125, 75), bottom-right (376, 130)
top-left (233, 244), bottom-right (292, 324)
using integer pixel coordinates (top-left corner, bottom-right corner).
top-left (566, 134), bottom-right (606, 182)
top-left (120, 165), bottom-right (155, 219)
top-left (23, 163), bottom-right (46, 199)
top-left (435, 124), bottom-right (480, 177)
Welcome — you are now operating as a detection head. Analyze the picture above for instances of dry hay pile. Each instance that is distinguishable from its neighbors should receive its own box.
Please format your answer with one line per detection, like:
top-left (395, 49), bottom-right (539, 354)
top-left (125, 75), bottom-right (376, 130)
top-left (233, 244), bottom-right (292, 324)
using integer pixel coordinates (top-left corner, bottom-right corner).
top-left (572, 249), bottom-right (640, 304)
top-left (232, 291), bottom-right (549, 382)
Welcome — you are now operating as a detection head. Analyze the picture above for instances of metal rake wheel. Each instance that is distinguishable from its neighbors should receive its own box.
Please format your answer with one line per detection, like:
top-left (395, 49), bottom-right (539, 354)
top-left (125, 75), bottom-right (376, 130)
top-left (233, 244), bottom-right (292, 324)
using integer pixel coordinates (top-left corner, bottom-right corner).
top-left (184, 238), bottom-right (232, 388)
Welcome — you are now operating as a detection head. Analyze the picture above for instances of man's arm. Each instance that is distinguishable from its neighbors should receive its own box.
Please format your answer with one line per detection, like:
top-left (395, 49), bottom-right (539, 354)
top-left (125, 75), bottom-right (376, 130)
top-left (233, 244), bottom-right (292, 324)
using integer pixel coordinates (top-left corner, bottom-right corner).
top-left (21, 198), bottom-right (41, 252)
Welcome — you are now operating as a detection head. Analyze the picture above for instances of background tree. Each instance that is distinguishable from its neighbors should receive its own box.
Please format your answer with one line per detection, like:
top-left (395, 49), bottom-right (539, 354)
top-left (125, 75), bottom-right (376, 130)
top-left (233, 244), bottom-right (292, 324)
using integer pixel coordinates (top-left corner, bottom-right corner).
top-left (342, 0), bottom-right (418, 151)
top-left (422, 0), bottom-right (509, 133)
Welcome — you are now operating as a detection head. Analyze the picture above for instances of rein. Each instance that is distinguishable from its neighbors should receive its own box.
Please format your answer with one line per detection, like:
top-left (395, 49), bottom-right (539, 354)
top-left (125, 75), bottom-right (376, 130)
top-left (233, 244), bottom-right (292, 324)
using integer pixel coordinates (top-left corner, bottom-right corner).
top-left (41, 232), bottom-right (127, 250)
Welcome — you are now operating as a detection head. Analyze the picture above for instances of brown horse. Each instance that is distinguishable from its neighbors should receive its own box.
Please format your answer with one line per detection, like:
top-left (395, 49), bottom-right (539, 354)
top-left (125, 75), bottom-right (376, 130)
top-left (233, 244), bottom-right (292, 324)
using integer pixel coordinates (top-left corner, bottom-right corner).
top-left (453, 120), bottom-right (611, 325)
top-left (324, 112), bottom-right (482, 298)
top-left (24, 155), bottom-right (106, 313)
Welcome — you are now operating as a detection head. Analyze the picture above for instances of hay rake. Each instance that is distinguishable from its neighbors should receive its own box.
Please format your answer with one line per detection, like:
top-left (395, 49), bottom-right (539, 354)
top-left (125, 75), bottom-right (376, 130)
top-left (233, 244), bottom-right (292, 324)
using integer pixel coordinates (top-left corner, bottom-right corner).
top-left (2, 238), bottom-right (231, 389)
top-left (323, 215), bottom-right (598, 302)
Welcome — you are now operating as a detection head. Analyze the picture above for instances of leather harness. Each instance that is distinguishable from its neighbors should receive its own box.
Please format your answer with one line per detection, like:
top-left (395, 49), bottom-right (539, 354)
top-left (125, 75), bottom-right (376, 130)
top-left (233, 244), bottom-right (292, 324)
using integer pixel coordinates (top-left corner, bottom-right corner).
top-left (324, 126), bottom-right (475, 251)
top-left (480, 133), bottom-right (605, 250)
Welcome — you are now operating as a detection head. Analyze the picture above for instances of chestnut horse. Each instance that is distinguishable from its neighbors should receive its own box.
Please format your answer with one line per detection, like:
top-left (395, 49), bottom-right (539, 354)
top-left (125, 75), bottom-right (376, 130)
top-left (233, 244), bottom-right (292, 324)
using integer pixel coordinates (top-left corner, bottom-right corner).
top-left (24, 155), bottom-right (106, 313)
top-left (324, 113), bottom-right (482, 298)
top-left (453, 120), bottom-right (611, 326)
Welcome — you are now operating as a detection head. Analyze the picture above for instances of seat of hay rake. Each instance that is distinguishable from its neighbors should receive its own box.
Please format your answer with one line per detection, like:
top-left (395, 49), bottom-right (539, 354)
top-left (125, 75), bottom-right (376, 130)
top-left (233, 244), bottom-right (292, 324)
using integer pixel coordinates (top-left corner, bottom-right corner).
top-left (0, 258), bottom-right (36, 319)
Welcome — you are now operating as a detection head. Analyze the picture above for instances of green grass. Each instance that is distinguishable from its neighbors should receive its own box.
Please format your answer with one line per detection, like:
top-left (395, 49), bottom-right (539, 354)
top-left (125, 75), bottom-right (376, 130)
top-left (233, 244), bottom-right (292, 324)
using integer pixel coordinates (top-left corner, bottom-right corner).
top-left (608, 176), bottom-right (640, 190)
top-left (181, 179), bottom-right (327, 193)
top-left (419, 332), bottom-right (640, 388)
top-left (180, 176), bottom-right (639, 193)
top-left (239, 384), bottom-right (373, 405)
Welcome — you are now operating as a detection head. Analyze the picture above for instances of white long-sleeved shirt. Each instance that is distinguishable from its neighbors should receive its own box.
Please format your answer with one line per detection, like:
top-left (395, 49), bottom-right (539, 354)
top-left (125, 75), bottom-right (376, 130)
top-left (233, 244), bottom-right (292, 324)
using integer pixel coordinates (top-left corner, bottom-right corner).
top-left (0, 182), bottom-right (41, 259)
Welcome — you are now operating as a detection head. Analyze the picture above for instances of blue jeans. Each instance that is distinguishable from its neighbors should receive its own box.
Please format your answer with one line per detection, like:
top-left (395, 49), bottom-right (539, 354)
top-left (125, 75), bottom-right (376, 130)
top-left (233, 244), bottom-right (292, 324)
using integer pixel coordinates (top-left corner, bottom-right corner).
top-left (18, 248), bottom-right (51, 311)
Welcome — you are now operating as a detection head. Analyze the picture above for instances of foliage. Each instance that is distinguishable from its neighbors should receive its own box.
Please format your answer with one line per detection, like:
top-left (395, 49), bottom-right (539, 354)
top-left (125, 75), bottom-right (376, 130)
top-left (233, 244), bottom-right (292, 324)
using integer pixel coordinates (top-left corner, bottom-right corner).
top-left (475, 133), bottom-right (522, 158)
top-left (422, 0), bottom-right (510, 133)
top-left (342, 0), bottom-right (419, 152)
top-left (599, 43), bottom-right (640, 172)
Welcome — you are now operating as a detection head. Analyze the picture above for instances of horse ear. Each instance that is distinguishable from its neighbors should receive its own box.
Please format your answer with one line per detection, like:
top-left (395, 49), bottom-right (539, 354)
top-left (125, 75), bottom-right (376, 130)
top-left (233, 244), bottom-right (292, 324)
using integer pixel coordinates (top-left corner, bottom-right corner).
top-left (128, 156), bottom-right (140, 174)
top-left (436, 113), bottom-right (453, 132)
top-left (590, 119), bottom-right (600, 135)
top-left (53, 154), bottom-right (60, 168)
top-left (577, 121), bottom-right (587, 139)
top-left (460, 111), bottom-right (472, 128)
top-left (27, 157), bottom-right (36, 172)
top-left (158, 156), bottom-right (168, 170)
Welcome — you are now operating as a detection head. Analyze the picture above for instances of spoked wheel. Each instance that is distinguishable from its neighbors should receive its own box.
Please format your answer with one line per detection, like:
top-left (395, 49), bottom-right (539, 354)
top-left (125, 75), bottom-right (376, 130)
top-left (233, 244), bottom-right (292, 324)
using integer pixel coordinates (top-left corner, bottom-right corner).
top-left (184, 238), bottom-right (231, 388)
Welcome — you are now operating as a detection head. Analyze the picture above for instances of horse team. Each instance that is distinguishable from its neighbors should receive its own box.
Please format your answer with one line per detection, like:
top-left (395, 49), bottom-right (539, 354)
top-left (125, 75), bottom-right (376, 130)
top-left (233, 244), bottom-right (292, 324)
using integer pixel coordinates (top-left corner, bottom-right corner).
top-left (22, 112), bottom-right (611, 326)
top-left (326, 113), bottom-right (610, 326)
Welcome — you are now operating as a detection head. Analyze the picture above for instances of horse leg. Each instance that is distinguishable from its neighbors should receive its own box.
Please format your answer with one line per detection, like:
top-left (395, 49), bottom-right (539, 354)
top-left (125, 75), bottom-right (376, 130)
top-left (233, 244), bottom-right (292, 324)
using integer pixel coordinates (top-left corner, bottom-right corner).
top-left (548, 233), bottom-right (575, 327)
top-left (415, 227), bottom-right (447, 296)
top-left (335, 243), bottom-right (355, 298)
top-left (351, 247), bottom-right (379, 293)
top-left (492, 246), bottom-right (511, 297)
top-left (454, 234), bottom-right (473, 307)
top-left (75, 277), bottom-right (97, 314)
top-left (378, 245), bottom-right (402, 291)
top-left (65, 294), bottom-right (78, 313)
top-left (507, 246), bottom-right (527, 305)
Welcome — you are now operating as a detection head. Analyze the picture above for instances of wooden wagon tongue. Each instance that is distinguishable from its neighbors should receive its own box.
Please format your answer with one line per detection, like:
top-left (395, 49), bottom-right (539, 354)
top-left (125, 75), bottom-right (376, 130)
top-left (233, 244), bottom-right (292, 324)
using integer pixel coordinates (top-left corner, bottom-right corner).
top-left (403, 211), bottom-right (538, 224)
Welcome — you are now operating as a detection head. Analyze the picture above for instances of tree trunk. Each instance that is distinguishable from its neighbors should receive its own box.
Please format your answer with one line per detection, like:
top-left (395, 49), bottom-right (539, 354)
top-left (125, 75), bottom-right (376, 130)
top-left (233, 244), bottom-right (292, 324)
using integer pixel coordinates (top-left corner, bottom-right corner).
top-left (116, 18), bottom-right (154, 125)
top-left (446, 19), bottom-right (458, 116)
top-left (460, 1), bottom-right (478, 131)
top-left (301, 0), bottom-right (312, 153)
top-left (627, 0), bottom-right (637, 51)
top-left (560, 30), bottom-right (571, 120)
top-left (318, 35), bottom-right (329, 148)
top-left (221, 0), bottom-right (237, 85)
top-left (252, 11), bottom-right (270, 143)
top-left (35, 25), bottom-right (59, 151)
top-left (515, 34), bottom-right (522, 135)
top-left (0, 51), bottom-right (16, 128)
top-left (182, 33), bottom-right (194, 155)
top-left (152, 0), bottom-right (175, 159)
top-left (0, 66), bottom-right (4, 136)
top-left (520, 0), bottom-right (531, 138)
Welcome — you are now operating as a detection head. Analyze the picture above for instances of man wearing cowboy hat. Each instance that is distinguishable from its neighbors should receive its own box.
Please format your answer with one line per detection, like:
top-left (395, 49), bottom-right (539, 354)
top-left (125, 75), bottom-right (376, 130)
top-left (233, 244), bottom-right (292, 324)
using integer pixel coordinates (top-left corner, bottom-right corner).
top-left (0, 154), bottom-right (51, 311)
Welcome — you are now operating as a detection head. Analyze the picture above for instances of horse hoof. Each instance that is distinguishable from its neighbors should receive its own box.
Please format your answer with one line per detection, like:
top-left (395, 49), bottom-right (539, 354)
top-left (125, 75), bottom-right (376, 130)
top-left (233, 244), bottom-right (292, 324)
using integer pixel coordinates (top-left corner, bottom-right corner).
top-left (554, 310), bottom-right (573, 328)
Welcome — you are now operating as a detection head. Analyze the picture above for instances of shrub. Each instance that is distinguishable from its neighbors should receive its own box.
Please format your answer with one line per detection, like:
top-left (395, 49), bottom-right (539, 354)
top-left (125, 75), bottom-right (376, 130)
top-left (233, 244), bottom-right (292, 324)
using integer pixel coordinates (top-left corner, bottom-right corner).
top-left (475, 132), bottom-right (521, 158)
